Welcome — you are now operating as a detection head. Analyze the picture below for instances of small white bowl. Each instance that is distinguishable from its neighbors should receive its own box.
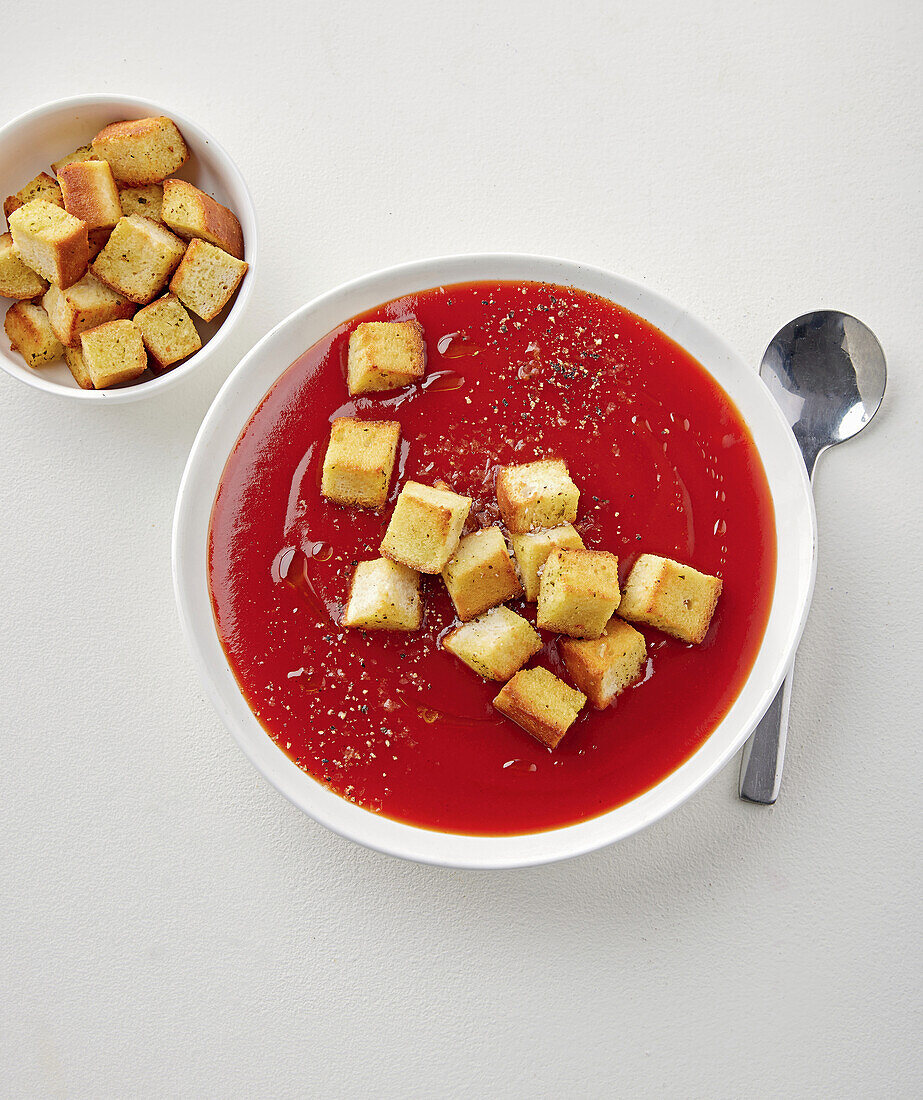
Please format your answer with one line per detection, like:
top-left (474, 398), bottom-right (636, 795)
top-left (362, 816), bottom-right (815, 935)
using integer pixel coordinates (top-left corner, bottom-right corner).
top-left (0, 94), bottom-right (257, 402)
top-left (173, 254), bottom-right (816, 868)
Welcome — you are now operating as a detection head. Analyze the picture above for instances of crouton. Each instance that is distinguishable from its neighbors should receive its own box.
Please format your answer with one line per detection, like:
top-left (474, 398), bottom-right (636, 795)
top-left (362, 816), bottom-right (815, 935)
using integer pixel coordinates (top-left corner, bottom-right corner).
top-left (536, 548), bottom-right (621, 638)
top-left (91, 215), bottom-right (186, 304)
top-left (119, 185), bottom-right (163, 223)
top-left (559, 618), bottom-right (647, 709)
top-left (92, 116), bottom-right (188, 185)
top-left (342, 558), bottom-right (422, 631)
top-left (87, 229), bottom-right (110, 261)
top-left (8, 200), bottom-right (88, 288)
top-left (0, 233), bottom-right (47, 299)
top-left (51, 144), bottom-right (100, 176)
top-left (618, 554), bottom-right (723, 644)
top-left (132, 293), bottom-right (201, 369)
top-left (4, 172), bottom-right (64, 222)
top-left (493, 667), bottom-right (586, 750)
top-left (57, 160), bottom-right (121, 230)
top-left (347, 320), bottom-right (426, 395)
top-left (42, 273), bottom-right (134, 347)
top-left (380, 481), bottom-right (472, 574)
top-left (321, 417), bottom-right (400, 509)
top-left (443, 606), bottom-right (542, 681)
top-left (496, 458), bottom-right (579, 534)
top-left (169, 238), bottom-right (248, 321)
top-left (442, 526), bottom-right (522, 620)
top-left (4, 301), bottom-right (63, 368)
top-left (79, 319), bottom-right (147, 388)
top-left (64, 344), bottom-right (94, 389)
top-left (161, 179), bottom-right (244, 259)
top-left (510, 523), bottom-right (585, 601)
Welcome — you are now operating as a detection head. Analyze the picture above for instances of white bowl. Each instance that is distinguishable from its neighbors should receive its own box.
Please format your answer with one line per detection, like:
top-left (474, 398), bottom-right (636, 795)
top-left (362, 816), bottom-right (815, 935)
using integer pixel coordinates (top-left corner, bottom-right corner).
top-left (173, 254), bottom-right (816, 868)
top-left (0, 94), bottom-right (257, 402)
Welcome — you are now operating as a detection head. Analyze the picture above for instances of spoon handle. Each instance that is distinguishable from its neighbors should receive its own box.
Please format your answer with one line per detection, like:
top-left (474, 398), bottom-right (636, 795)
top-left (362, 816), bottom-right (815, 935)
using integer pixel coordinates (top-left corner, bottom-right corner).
top-left (738, 666), bottom-right (794, 804)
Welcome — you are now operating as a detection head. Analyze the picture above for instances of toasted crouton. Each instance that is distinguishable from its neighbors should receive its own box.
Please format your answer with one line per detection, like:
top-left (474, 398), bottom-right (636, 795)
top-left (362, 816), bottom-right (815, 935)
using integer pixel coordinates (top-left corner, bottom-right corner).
top-left (0, 233), bottom-right (47, 299)
top-left (342, 558), bottom-right (422, 631)
top-left (57, 160), bottom-right (121, 230)
top-left (443, 606), bottom-right (542, 681)
top-left (161, 179), bottom-right (244, 259)
top-left (493, 667), bottom-right (586, 750)
top-left (347, 320), bottom-right (426, 395)
top-left (5, 302), bottom-right (63, 368)
top-left (618, 554), bottom-right (723, 644)
top-left (43, 273), bottom-right (134, 347)
top-left (381, 481), bottom-right (472, 574)
top-left (442, 527), bottom-right (522, 620)
top-left (91, 215), bottom-right (186, 304)
top-left (169, 238), bottom-right (248, 321)
top-left (321, 418), bottom-right (400, 509)
top-left (8, 200), bottom-right (88, 289)
top-left (536, 548), bottom-right (621, 639)
top-left (87, 229), bottom-right (110, 261)
top-left (510, 523), bottom-right (585, 601)
top-left (132, 293), bottom-right (201, 369)
top-left (119, 185), bottom-right (163, 223)
top-left (64, 345), bottom-right (94, 389)
top-left (79, 319), bottom-right (147, 388)
top-left (496, 458), bottom-right (579, 534)
top-left (4, 172), bottom-right (64, 223)
top-left (51, 144), bottom-right (101, 176)
top-left (92, 117), bottom-right (188, 185)
top-left (559, 618), bottom-right (647, 708)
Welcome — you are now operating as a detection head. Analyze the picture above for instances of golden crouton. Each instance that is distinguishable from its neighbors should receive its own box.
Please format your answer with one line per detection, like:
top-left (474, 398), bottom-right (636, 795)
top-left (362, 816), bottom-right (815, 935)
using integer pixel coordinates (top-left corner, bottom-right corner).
top-left (443, 606), bottom-right (541, 681)
top-left (161, 179), bottom-right (244, 259)
top-left (321, 418), bottom-right (400, 509)
top-left (87, 229), bottom-right (110, 261)
top-left (342, 558), bottom-right (422, 631)
top-left (4, 172), bottom-right (64, 222)
top-left (64, 345), bottom-right (94, 389)
top-left (51, 144), bottom-right (100, 176)
top-left (442, 526), bottom-right (523, 620)
top-left (8, 200), bottom-right (88, 288)
top-left (347, 320), bottom-right (426, 395)
top-left (510, 523), bottom-right (585, 601)
top-left (119, 185), bottom-right (163, 223)
top-left (559, 618), bottom-right (647, 709)
top-left (57, 160), bottom-right (122, 230)
top-left (43, 273), bottom-right (134, 347)
top-left (536, 548), bottom-right (621, 638)
top-left (92, 116), bottom-right (188, 185)
top-left (0, 233), bottom-right (47, 300)
top-left (493, 666), bottom-right (586, 750)
top-left (169, 238), bottom-right (248, 322)
top-left (132, 293), bottom-right (201, 369)
top-left (91, 215), bottom-right (186, 304)
top-left (4, 301), bottom-right (63, 368)
top-left (381, 481), bottom-right (472, 574)
top-left (79, 319), bottom-right (147, 388)
top-left (618, 554), bottom-right (723, 644)
top-left (496, 458), bottom-right (579, 534)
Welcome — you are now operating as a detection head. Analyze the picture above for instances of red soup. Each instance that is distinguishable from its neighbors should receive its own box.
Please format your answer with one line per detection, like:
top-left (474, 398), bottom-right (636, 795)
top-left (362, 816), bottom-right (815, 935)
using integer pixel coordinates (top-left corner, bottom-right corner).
top-left (208, 281), bottom-right (776, 835)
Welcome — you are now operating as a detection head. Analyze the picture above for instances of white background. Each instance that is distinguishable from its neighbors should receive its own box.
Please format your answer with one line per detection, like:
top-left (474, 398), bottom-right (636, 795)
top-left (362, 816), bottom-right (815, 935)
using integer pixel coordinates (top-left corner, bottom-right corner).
top-left (2, 2), bottom-right (921, 1097)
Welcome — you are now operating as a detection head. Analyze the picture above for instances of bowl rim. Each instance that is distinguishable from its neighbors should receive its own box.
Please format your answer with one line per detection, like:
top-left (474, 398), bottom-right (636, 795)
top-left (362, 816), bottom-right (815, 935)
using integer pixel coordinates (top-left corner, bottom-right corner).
top-left (173, 252), bottom-right (817, 869)
top-left (0, 92), bottom-right (258, 404)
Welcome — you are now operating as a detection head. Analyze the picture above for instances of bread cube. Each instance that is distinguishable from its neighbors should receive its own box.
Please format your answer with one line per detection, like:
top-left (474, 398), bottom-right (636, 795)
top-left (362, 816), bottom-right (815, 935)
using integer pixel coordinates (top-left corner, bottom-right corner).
top-left (342, 558), bottom-right (422, 631)
top-left (0, 233), bottom-right (47, 299)
top-left (380, 481), bottom-right (472, 574)
top-left (64, 345), bottom-right (94, 389)
top-left (4, 302), bottom-right (63, 368)
top-left (91, 215), bottom-right (186, 304)
top-left (119, 185), bottom-right (163, 223)
top-left (132, 293), bottom-right (201, 369)
top-left (42, 273), bottom-right (134, 347)
top-left (51, 144), bottom-right (101, 176)
top-left (4, 172), bottom-right (64, 222)
top-left (79, 319), bottom-right (147, 388)
top-left (511, 523), bottom-right (585, 601)
top-left (443, 606), bottom-right (541, 681)
top-left (442, 526), bottom-right (522, 620)
top-left (8, 200), bottom-right (88, 289)
top-left (347, 320), bottom-right (426, 395)
top-left (169, 238), bottom-right (248, 321)
top-left (321, 417), bottom-right (400, 509)
top-left (161, 179), bottom-right (244, 259)
top-left (559, 618), bottom-right (647, 709)
top-left (57, 160), bottom-right (121, 231)
top-left (536, 548), bottom-right (621, 639)
top-left (496, 458), bottom-right (579, 534)
top-left (493, 666), bottom-right (586, 750)
top-left (87, 229), bottom-right (110, 261)
top-left (618, 554), bottom-right (723, 644)
top-left (92, 116), bottom-right (188, 185)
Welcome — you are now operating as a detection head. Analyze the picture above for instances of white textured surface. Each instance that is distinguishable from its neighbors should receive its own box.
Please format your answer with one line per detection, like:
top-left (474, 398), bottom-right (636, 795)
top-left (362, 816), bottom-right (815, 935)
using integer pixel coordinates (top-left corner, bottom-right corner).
top-left (1, 2), bottom-right (920, 1097)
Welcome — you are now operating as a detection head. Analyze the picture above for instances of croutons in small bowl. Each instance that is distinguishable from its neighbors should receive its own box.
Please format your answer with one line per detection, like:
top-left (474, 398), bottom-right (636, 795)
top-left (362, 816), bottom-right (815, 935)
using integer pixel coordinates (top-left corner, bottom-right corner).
top-left (0, 94), bottom-right (257, 402)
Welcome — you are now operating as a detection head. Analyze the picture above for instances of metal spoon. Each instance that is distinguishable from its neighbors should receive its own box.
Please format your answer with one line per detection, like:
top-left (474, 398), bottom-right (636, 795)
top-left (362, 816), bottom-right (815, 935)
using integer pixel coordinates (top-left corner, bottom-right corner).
top-left (739, 311), bottom-right (887, 804)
